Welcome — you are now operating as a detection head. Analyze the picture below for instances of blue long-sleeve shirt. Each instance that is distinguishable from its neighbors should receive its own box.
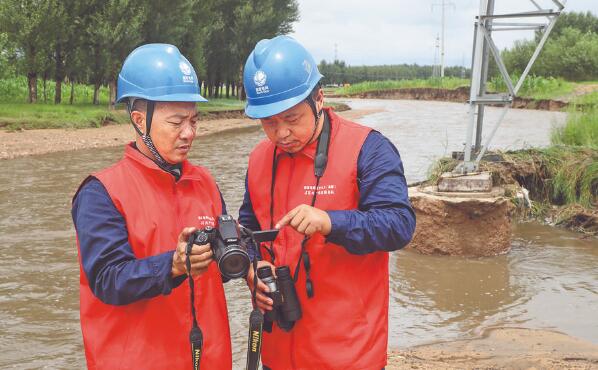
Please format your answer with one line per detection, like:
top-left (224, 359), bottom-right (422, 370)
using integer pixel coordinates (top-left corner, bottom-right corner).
top-left (239, 130), bottom-right (416, 258)
top-left (71, 177), bottom-right (227, 306)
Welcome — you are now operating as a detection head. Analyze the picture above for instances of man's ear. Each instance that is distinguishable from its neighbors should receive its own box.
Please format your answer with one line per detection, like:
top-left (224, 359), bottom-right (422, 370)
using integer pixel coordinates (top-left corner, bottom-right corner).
top-left (130, 111), bottom-right (146, 134)
top-left (315, 88), bottom-right (324, 110)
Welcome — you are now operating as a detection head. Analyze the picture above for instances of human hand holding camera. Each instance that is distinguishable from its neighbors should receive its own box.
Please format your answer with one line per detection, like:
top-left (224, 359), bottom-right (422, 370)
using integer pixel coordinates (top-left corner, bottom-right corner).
top-left (246, 260), bottom-right (276, 313)
top-left (172, 227), bottom-right (214, 278)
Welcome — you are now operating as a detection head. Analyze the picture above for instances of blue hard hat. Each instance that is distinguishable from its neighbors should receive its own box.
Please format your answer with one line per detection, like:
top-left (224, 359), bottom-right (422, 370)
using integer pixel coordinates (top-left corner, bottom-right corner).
top-left (117, 43), bottom-right (207, 103)
top-left (243, 36), bottom-right (323, 119)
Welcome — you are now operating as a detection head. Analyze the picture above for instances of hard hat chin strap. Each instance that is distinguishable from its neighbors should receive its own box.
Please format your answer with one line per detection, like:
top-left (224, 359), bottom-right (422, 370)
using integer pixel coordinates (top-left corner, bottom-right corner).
top-left (303, 95), bottom-right (323, 148)
top-left (127, 99), bottom-right (182, 178)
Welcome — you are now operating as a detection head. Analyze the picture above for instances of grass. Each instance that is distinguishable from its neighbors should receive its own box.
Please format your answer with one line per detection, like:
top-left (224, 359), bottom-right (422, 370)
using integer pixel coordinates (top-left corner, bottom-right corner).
top-left (334, 77), bottom-right (470, 95)
top-left (0, 76), bottom-right (111, 105)
top-left (572, 91), bottom-right (598, 106)
top-left (0, 103), bottom-right (129, 130)
top-left (551, 108), bottom-right (598, 148)
top-left (506, 146), bottom-right (598, 208)
top-left (488, 75), bottom-right (575, 100)
top-left (0, 76), bottom-right (248, 129)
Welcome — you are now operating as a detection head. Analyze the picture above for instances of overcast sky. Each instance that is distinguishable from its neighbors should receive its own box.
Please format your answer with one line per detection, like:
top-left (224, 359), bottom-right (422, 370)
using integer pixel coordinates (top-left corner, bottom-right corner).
top-left (290, 0), bottom-right (598, 67)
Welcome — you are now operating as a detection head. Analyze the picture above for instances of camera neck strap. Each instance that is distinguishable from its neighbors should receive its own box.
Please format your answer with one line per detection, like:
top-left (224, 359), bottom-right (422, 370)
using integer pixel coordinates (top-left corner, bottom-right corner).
top-left (186, 235), bottom-right (203, 370)
top-left (267, 111), bottom-right (331, 298)
top-left (246, 240), bottom-right (264, 370)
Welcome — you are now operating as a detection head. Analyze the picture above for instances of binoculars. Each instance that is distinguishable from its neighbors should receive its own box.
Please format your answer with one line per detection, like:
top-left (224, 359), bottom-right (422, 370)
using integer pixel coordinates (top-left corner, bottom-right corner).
top-left (257, 265), bottom-right (302, 332)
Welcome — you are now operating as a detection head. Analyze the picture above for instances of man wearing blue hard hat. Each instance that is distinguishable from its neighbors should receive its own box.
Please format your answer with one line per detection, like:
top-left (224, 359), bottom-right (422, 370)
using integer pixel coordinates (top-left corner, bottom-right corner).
top-left (71, 44), bottom-right (232, 369)
top-left (239, 36), bottom-right (416, 369)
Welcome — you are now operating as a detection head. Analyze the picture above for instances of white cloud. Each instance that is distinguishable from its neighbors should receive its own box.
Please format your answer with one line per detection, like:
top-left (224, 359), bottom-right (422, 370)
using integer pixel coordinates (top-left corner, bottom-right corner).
top-left (291, 0), bottom-right (598, 66)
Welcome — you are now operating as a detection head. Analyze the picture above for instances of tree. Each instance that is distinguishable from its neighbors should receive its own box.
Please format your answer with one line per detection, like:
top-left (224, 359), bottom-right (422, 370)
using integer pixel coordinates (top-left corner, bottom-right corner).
top-left (82, 0), bottom-right (145, 107)
top-left (232, 0), bottom-right (300, 99)
top-left (0, 0), bottom-right (53, 103)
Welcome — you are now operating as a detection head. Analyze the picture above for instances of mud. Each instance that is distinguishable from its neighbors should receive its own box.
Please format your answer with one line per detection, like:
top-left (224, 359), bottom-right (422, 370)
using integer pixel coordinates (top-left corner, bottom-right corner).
top-left (332, 87), bottom-right (571, 111)
top-left (407, 186), bottom-right (515, 256)
top-left (387, 327), bottom-right (598, 370)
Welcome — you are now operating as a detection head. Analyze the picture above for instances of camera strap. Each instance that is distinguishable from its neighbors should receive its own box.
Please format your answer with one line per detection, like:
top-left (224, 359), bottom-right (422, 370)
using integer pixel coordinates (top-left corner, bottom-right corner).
top-left (246, 245), bottom-right (264, 370)
top-left (186, 235), bottom-right (203, 370)
top-left (292, 112), bottom-right (331, 297)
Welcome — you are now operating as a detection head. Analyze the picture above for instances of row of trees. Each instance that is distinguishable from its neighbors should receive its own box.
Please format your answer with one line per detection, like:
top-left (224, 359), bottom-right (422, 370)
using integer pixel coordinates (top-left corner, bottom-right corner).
top-left (0, 0), bottom-right (299, 105)
top-left (318, 60), bottom-right (469, 86)
top-left (502, 11), bottom-right (598, 81)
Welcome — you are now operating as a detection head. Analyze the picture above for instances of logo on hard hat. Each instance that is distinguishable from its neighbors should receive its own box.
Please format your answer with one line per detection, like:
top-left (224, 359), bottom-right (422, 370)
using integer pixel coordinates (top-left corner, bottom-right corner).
top-left (254, 70), bottom-right (267, 87)
top-left (179, 62), bottom-right (192, 76)
top-left (303, 60), bottom-right (312, 75)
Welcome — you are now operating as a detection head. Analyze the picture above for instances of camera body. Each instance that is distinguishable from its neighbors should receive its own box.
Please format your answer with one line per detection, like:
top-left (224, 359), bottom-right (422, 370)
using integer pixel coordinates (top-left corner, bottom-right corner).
top-left (192, 215), bottom-right (250, 280)
top-left (257, 266), bottom-right (302, 332)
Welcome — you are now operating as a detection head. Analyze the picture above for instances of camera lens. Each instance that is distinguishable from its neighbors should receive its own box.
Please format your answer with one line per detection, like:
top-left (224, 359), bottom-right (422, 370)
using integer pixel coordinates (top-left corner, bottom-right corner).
top-left (218, 248), bottom-right (250, 279)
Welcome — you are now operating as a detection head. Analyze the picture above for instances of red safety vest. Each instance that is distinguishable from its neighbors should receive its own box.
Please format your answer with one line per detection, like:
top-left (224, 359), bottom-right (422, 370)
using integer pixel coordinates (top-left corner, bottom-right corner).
top-left (247, 108), bottom-right (389, 370)
top-left (75, 144), bottom-right (232, 370)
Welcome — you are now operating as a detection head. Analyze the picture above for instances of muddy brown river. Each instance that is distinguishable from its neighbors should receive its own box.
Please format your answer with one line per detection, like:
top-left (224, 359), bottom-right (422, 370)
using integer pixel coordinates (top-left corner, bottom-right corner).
top-left (0, 99), bottom-right (596, 369)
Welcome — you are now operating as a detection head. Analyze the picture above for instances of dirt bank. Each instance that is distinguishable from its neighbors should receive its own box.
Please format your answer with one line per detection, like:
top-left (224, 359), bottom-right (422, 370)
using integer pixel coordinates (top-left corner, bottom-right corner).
top-left (428, 150), bottom-right (598, 238)
top-left (387, 327), bottom-right (598, 370)
top-left (332, 87), bottom-right (571, 111)
top-left (408, 186), bottom-right (514, 256)
top-left (0, 108), bottom-right (377, 160)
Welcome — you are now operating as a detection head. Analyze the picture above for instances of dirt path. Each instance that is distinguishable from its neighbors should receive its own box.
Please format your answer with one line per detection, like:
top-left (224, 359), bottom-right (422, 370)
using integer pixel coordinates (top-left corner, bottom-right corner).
top-left (0, 108), bottom-right (380, 160)
top-left (557, 83), bottom-right (598, 102)
top-left (387, 327), bottom-right (598, 369)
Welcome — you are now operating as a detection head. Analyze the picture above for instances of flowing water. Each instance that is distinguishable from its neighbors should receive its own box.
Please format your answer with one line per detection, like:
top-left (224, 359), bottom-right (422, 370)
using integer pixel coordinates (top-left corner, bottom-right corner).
top-left (0, 99), bottom-right (596, 369)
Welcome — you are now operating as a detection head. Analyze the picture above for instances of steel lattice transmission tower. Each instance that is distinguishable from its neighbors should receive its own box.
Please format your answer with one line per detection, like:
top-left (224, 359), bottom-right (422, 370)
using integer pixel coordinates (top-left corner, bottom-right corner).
top-left (456, 0), bottom-right (566, 174)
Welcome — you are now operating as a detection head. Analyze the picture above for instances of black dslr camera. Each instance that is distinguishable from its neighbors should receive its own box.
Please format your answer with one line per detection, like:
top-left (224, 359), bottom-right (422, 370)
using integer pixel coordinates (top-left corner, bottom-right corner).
top-left (191, 215), bottom-right (250, 280)
top-left (257, 265), bottom-right (302, 332)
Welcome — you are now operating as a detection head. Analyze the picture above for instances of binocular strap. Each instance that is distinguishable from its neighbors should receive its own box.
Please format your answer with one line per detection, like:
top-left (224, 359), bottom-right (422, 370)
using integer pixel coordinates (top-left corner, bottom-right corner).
top-left (186, 235), bottom-right (203, 370)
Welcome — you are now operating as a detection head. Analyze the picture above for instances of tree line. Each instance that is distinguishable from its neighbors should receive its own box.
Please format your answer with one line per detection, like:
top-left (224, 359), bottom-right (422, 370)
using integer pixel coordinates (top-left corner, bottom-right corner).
top-left (318, 60), bottom-right (469, 86)
top-left (0, 0), bottom-right (299, 106)
top-left (502, 11), bottom-right (598, 81)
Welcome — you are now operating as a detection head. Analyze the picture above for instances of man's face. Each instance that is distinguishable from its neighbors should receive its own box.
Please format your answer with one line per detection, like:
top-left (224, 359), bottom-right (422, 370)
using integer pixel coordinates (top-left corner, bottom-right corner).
top-left (147, 102), bottom-right (198, 164)
top-left (260, 101), bottom-right (318, 154)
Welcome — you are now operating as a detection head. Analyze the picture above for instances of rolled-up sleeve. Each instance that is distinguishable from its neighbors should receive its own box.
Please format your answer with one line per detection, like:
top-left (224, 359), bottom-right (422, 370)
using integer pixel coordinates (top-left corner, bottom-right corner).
top-left (326, 131), bottom-right (416, 254)
top-left (72, 178), bottom-right (185, 306)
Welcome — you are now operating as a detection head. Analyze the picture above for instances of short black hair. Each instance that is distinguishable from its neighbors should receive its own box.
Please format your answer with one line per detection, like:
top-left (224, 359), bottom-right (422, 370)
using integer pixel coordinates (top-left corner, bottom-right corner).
top-left (130, 98), bottom-right (147, 113)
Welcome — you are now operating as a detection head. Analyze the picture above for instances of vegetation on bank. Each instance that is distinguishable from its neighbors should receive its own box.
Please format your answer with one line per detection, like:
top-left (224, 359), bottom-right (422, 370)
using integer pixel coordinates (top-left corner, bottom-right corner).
top-left (427, 108), bottom-right (598, 236)
top-left (333, 75), bottom-right (598, 106)
top-left (333, 77), bottom-right (470, 95)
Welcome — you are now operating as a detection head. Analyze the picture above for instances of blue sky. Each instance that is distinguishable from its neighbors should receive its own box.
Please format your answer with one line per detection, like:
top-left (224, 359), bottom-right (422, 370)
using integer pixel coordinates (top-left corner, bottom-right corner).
top-left (290, 0), bottom-right (598, 67)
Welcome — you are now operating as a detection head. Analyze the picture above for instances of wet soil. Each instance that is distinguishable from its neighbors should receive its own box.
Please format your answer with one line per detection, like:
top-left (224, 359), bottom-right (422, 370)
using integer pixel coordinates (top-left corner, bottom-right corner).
top-left (407, 186), bottom-right (515, 256)
top-left (387, 327), bottom-right (598, 370)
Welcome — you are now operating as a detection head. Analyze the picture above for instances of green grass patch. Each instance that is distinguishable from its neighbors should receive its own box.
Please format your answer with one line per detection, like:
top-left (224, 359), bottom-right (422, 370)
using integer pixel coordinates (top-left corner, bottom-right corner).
top-left (488, 75), bottom-right (575, 100)
top-left (506, 146), bottom-right (598, 208)
top-left (552, 108), bottom-right (598, 148)
top-left (572, 91), bottom-right (598, 106)
top-left (334, 77), bottom-right (470, 95)
top-left (0, 103), bottom-right (129, 130)
top-left (0, 76), bottom-right (111, 105)
top-left (198, 98), bottom-right (244, 112)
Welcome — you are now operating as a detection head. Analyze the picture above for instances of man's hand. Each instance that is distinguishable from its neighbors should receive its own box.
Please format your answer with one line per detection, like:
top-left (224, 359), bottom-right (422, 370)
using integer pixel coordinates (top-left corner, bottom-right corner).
top-left (246, 260), bottom-right (275, 313)
top-left (275, 204), bottom-right (332, 236)
top-left (172, 227), bottom-right (213, 278)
